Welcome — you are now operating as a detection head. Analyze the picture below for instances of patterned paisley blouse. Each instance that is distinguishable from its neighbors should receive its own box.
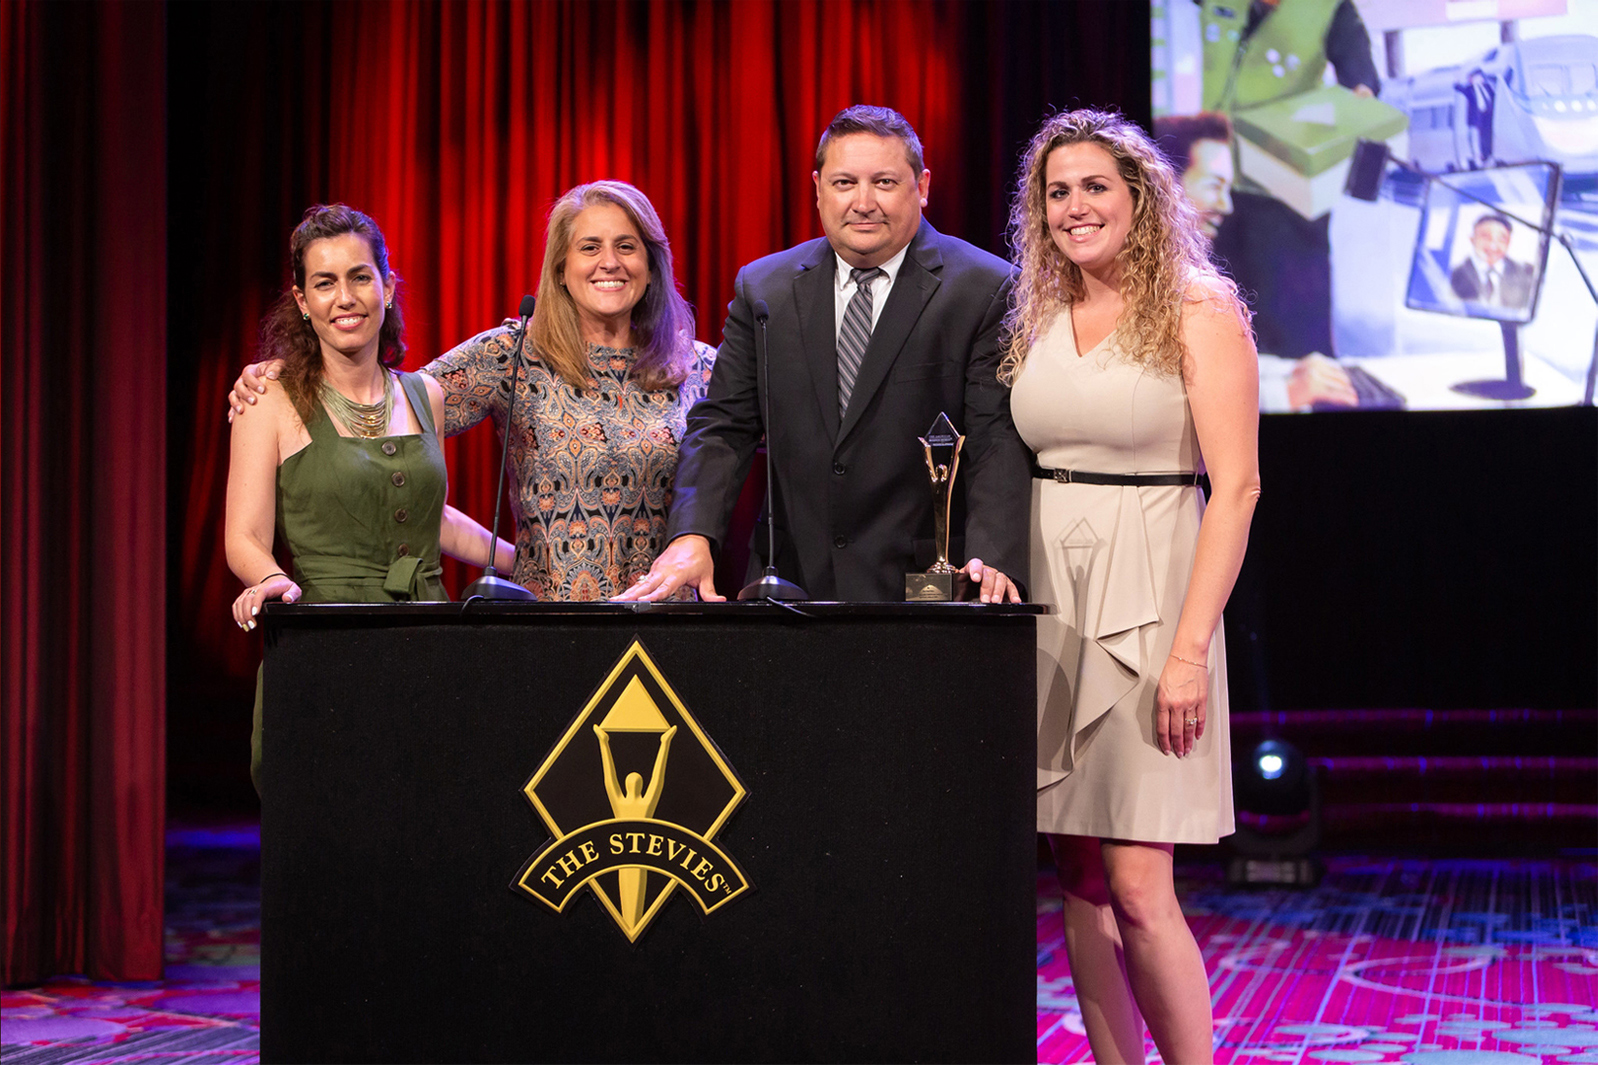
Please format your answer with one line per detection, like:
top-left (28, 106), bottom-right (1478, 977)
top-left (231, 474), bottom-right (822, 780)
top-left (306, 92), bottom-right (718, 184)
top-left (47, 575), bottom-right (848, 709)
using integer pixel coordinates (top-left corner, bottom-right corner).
top-left (424, 322), bottom-right (715, 600)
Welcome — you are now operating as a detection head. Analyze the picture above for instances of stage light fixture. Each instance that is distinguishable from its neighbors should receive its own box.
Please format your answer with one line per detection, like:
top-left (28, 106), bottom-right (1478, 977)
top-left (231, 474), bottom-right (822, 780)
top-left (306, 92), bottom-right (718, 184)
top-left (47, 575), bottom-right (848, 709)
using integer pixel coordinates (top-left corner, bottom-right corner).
top-left (1227, 738), bottom-right (1324, 888)
top-left (1257, 749), bottom-right (1284, 780)
top-left (1237, 739), bottom-right (1308, 813)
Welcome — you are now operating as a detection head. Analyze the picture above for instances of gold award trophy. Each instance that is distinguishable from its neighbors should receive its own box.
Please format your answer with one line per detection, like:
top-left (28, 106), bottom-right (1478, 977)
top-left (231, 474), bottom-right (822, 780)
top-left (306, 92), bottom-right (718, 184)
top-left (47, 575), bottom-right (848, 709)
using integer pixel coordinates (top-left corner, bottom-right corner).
top-left (905, 412), bottom-right (969, 601)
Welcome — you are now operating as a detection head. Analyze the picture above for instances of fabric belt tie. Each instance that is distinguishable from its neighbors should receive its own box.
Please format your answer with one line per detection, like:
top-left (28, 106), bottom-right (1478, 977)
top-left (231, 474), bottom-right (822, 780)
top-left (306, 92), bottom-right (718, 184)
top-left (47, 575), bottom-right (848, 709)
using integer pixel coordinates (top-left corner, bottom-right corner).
top-left (1030, 462), bottom-right (1203, 488)
top-left (293, 554), bottom-right (442, 600)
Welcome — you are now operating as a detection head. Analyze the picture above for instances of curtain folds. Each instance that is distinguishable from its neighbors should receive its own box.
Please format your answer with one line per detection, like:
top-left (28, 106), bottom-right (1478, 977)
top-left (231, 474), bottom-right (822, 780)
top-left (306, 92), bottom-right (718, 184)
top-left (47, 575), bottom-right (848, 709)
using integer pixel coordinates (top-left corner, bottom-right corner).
top-left (3, 0), bottom-right (167, 984)
top-left (169, 0), bottom-right (1148, 631)
top-left (6, 0), bottom-right (1148, 981)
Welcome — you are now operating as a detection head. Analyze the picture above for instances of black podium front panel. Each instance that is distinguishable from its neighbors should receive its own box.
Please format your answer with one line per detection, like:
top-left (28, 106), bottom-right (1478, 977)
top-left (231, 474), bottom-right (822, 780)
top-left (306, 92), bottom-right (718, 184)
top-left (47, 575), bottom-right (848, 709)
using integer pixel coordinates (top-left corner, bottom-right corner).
top-left (260, 603), bottom-right (1038, 1063)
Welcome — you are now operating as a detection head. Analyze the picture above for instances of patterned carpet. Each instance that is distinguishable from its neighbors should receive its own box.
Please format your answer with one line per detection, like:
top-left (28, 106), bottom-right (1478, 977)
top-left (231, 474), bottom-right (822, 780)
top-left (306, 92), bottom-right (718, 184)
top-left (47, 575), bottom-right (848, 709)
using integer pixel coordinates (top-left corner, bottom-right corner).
top-left (1, 824), bottom-right (261, 1064)
top-left (1039, 856), bottom-right (1598, 1064)
top-left (3, 824), bottom-right (1593, 1063)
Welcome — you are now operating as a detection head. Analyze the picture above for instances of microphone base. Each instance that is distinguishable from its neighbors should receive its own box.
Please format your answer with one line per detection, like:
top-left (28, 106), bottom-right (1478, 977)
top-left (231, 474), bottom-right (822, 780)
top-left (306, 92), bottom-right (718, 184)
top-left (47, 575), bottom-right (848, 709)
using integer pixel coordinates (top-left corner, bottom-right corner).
top-left (461, 573), bottom-right (536, 601)
top-left (738, 572), bottom-right (809, 601)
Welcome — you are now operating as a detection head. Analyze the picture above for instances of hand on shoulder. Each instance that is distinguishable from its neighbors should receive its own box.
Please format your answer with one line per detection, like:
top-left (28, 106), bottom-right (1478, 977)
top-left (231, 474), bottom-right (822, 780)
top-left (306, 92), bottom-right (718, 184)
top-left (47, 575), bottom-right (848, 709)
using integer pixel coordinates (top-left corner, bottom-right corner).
top-left (234, 374), bottom-right (290, 418)
top-left (228, 358), bottom-right (288, 421)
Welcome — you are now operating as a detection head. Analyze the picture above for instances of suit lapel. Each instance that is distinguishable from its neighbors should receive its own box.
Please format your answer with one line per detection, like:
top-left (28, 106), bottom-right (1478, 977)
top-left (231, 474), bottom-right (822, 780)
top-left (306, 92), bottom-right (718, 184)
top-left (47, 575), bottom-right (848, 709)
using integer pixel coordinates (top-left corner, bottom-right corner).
top-left (838, 222), bottom-right (943, 443)
top-left (793, 242), bottom-right (841, 441)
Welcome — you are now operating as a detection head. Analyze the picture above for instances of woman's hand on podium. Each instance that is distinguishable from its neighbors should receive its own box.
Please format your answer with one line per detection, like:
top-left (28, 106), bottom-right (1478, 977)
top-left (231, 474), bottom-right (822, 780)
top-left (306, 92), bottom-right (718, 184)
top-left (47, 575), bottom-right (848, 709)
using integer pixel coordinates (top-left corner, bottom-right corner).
top-left (233, 573), bottom-right (302, 632)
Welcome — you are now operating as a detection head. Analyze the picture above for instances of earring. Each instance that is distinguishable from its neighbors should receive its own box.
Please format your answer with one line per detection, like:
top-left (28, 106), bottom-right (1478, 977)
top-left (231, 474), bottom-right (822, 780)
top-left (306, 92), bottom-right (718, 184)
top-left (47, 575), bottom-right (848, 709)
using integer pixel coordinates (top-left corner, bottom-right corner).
top-left (302, 312), bottom-right (310, 321)
top-left (385, 299), bottom-right (392, 309)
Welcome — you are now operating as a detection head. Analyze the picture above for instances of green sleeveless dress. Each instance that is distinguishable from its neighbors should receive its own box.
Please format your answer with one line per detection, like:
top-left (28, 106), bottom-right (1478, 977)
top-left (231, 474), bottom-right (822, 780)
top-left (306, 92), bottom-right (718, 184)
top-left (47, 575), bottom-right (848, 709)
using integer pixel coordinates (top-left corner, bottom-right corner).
top-left (252, 371), bottom-right (449, 792)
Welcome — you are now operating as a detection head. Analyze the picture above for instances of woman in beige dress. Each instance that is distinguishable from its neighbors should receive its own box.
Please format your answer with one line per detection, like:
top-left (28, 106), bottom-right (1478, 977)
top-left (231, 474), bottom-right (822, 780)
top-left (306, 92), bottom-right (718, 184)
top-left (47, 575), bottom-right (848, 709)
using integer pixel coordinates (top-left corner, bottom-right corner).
top-left (1002, 110), bottom-right (1259, 1063)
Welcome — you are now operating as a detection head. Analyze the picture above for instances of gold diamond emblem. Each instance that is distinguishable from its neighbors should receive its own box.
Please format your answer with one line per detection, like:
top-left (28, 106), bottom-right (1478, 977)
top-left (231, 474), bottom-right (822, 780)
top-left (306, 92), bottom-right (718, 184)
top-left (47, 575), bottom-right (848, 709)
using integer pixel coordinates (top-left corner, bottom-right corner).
top-left (513, 639), bottom-right (750, 941)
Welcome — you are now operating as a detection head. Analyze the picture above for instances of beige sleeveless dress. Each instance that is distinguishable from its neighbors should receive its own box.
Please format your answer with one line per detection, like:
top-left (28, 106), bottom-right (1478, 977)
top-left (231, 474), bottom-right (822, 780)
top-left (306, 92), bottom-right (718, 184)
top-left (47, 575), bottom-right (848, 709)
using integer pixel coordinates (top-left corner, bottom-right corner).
top-left (1011, 314), bottom-right (1234, 844)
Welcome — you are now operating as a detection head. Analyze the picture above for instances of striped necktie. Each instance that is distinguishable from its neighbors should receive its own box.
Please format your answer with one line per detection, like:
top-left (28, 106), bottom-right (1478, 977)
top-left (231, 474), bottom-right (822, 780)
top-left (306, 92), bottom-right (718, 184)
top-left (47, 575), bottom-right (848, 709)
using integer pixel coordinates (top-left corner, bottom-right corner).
top-left (837, 266), bottom-right (883, 418)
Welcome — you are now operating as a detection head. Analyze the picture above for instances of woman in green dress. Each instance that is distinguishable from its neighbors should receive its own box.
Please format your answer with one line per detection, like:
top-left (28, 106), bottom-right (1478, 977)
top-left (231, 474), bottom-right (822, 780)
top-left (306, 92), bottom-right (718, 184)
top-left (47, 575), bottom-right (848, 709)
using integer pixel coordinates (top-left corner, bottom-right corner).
top-left (230, 182), bottom-right (714, 600)
top-left (225, 204), bottom-right (511, 788)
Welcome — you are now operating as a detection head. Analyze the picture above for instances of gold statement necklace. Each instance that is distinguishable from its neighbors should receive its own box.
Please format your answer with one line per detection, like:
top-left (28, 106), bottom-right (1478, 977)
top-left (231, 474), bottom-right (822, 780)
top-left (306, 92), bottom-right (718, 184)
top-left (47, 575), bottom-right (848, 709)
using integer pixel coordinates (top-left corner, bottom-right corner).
top-left (319, 370), bottom-right (394, 438)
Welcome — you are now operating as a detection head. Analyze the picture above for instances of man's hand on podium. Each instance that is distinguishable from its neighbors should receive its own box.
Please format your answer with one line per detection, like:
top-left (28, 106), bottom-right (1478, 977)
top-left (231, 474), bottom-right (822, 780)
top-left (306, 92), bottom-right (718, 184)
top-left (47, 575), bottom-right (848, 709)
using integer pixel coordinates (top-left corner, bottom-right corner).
top-left (615, 535), bottom-right (722, 602)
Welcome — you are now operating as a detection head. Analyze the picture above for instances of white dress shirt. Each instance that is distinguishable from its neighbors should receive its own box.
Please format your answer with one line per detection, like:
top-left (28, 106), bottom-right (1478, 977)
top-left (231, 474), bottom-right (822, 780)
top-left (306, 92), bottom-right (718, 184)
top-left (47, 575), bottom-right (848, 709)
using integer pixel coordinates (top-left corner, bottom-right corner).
top-left (1469, 253), bottom-right (1503, 304)
top-left (832, 242), bottom-right (910, 338)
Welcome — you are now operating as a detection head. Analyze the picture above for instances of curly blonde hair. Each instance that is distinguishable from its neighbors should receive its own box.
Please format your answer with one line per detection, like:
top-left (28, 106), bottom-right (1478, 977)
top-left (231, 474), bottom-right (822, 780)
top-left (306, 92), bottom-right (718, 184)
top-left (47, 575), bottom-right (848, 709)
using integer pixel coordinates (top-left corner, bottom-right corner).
top-left (999, 109), bottom-right (1245, 383)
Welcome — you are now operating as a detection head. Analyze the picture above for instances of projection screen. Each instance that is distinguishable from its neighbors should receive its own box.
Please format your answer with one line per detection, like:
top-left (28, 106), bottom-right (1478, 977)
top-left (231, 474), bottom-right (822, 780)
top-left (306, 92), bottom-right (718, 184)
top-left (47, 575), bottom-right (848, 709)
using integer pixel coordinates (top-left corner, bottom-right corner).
top-left (1151, 0), bottom-right (1598, 411)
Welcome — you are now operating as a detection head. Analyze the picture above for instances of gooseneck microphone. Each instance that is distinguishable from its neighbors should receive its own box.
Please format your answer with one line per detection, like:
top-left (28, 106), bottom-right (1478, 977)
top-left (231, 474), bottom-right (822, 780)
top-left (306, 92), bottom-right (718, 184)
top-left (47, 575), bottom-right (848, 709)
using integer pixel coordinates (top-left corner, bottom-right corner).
top-left (738, 298), bottom-right (809, 601)
top-left (462, 295), bottom-right (538, 601)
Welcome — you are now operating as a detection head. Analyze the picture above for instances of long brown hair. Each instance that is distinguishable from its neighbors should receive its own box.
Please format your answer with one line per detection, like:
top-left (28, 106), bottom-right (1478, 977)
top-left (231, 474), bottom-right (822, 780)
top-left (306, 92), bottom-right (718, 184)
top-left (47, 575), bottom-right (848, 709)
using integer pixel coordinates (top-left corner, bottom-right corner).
top-left (258, 203), bottom-right (406, 421)
top-left (999, 109), bottom-right (1245, 383)
top-left (532, 181), bottom-right (696, 391)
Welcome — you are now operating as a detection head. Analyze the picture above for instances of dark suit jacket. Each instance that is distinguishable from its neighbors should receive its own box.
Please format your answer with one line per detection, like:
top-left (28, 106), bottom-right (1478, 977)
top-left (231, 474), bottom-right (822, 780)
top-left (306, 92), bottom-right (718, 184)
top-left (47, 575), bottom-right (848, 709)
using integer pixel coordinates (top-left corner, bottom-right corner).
top-left (666, 221), bottom-right (1031, 601)
top-left (1449, 257), bottom-right (1535, 311)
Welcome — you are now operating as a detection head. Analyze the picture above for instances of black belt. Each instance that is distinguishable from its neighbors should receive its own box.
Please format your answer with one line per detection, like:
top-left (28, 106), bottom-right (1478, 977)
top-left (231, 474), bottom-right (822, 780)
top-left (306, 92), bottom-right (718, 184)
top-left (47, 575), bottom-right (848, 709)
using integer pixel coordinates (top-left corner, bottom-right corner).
top-left (1030, 462), bottom-right (1203, 487)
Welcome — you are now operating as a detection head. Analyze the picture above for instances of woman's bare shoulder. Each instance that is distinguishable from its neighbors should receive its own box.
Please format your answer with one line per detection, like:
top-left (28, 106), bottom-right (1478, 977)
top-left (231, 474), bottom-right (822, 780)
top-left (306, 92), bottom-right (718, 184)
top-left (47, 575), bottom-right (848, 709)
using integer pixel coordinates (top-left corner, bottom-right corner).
top-left (1182, 271), bottom-right (1242, 312)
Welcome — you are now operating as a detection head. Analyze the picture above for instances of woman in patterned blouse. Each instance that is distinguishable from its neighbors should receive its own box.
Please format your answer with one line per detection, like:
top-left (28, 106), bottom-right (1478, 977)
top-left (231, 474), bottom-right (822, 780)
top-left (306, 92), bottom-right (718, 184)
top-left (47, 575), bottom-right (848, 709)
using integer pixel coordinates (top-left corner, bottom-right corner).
top-left (233, 181), bottom-right (715, 600)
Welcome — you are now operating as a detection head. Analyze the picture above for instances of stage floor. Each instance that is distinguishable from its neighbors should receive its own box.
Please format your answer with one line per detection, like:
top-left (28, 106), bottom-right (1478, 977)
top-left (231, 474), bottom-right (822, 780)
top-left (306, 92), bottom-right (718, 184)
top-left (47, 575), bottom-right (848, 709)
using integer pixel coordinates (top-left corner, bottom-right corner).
top-left (2, 823), bottom-right (1594, 1064)
top-left (1039, 856), bottom-right (1598, 1064)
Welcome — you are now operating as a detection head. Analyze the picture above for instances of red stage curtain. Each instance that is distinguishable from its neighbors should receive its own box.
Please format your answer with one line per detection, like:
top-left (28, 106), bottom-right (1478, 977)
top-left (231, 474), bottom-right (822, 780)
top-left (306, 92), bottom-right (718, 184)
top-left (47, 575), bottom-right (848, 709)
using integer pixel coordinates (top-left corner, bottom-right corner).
top-left (2, 0), bottom-right (168, 983)
top-left (4, 0), bottom-right (1148, 978)
top-left (316, 0), bottom-right (988, 592)
top-left (170, 0), bottom-right (1147, 632)
top-left (164, 0), bottom-right (1148, 800)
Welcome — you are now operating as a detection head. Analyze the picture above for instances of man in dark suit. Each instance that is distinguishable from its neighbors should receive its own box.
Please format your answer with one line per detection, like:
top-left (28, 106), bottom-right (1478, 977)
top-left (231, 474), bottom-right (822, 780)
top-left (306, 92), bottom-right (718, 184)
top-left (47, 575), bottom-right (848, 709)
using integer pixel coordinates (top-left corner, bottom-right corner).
top-left (1450, 213), bottom-right (1536, 311)
top-left (620, 105), bottom-right (1030, 603)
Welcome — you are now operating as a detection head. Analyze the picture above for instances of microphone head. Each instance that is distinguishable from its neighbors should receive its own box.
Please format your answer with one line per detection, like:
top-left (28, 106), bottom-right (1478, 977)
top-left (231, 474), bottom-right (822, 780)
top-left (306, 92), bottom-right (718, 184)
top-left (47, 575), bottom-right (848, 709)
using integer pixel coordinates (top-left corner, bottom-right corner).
top-left (1344, 139), bottom-right (1389, 203)
top-left (519, 294), bottom-right (537, 319)
top-left (753, 299), bottom-right (770, 323)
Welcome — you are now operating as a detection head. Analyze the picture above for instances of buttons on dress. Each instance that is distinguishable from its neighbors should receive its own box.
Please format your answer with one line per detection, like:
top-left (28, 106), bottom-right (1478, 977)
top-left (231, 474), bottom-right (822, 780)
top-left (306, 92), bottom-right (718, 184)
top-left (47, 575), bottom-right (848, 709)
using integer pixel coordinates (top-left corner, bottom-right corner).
top-left (391, 471), bottom-right (406, 487)
top-left (396, 543), bottom-right (410, 557)
top-left (832, 461), bottom-right (846, 475)
top-left (833, 535), bottom-right (848, 548)
top-left (394, 508), bottom-right (409, 523)
top-left (381, 441), bottom-right (398, 456)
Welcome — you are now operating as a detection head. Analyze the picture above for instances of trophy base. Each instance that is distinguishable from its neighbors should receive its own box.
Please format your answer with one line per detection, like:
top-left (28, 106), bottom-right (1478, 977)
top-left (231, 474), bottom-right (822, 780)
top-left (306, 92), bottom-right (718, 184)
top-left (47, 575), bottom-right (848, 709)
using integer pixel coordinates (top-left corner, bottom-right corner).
top-left (905, 570), bottom-right (971, 602)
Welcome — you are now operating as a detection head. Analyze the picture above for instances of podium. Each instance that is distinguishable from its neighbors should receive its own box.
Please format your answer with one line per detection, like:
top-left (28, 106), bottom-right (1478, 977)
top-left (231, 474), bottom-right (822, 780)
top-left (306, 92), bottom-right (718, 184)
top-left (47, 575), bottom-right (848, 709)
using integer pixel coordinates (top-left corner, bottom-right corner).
top-left (259, 601), bottom-right (1040, 1063)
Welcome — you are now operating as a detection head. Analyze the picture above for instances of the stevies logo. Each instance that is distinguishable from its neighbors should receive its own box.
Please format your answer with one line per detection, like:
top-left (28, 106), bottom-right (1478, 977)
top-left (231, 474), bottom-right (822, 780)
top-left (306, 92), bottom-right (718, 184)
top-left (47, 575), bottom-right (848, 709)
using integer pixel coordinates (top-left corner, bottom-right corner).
top-left (513, 639), bottom-right (750, 941)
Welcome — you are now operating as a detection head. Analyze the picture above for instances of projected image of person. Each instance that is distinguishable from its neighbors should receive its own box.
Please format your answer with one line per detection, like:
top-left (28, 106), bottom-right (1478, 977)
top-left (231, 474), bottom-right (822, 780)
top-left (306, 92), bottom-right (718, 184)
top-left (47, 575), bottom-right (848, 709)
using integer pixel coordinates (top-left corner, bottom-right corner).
top-left (1004, 110), bottom-right (1259, 1065)
top-left (1201, 0), bottom-right (1381, 361)
top-left (1457, 69), bottom-right (1498, 164)
top-left (1200, 0), bottom-right (1379, 114)
top-left (1450, 213), bottom-right (1535, 311)
top-left (1156, 111), bottom-right (1357, 409)
top-left (232, 182), bottom-right (715, 600)
top-left (1156, 111), bottom-right (1235, 242)
top-left (225, 204), bottom-right (513, 792)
